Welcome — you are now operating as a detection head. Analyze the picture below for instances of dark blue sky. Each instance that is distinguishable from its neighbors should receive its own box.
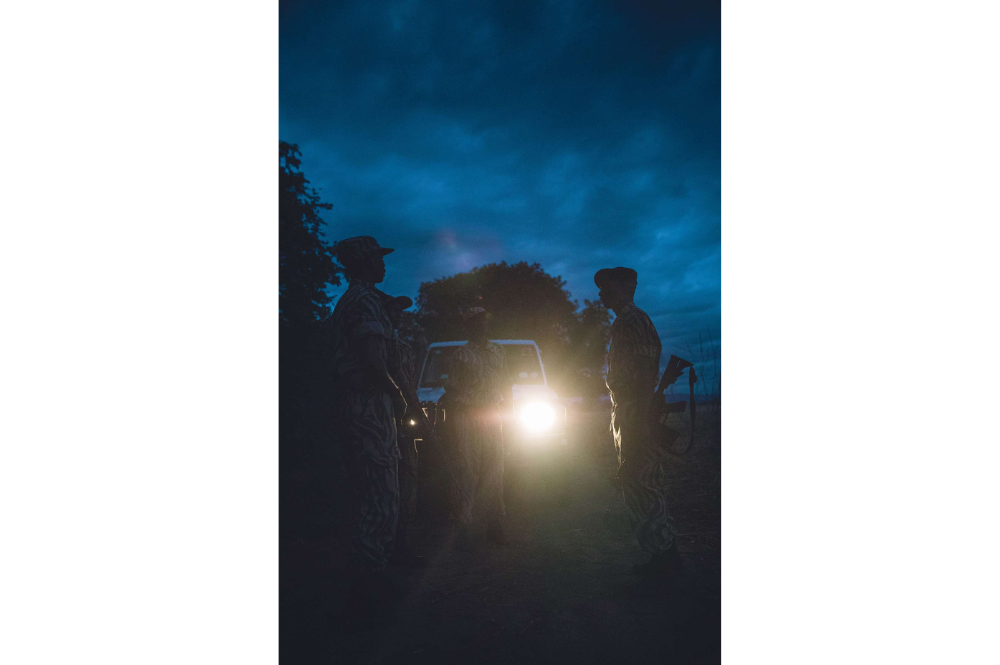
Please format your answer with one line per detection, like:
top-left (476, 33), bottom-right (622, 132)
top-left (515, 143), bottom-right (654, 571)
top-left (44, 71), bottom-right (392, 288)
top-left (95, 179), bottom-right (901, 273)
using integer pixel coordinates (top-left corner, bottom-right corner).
top-left (280, 0), bottom-right (719, 364)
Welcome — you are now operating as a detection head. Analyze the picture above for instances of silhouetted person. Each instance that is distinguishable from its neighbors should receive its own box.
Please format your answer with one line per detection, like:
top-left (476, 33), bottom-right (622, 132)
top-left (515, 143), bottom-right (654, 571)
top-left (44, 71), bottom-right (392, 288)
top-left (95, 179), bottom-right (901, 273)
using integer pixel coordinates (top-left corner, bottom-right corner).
top-left (596, 267), bottom-right (681, 578)
top-left (380, 293), bottom-right (434, 565)
top-left (443, 307), bottom-right (514, 549)
top-left (330, 236), bottom-right (408, 616)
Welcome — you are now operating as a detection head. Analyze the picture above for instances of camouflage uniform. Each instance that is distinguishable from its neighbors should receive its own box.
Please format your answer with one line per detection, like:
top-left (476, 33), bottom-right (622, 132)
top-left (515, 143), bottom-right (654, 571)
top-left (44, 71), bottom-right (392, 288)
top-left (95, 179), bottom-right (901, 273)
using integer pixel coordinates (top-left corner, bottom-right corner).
top-left (607, 302), bottom-right (677, 554)
top-left (331, 278), bottom-right (399, 573)
top-left (388, 332), bottom-right (420, 537)
top-left (444, 341), bottom-right (510, 526)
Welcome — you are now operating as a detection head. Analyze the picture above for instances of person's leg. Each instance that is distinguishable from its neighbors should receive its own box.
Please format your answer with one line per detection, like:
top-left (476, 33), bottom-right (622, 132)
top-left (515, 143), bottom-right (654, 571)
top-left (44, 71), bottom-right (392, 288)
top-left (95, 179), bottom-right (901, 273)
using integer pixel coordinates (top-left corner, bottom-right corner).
top-left (616, 414), bottom-right (679, 577)
top-left (451, 408), bottom-right (480, 549)
top-left (477, 410), bottom-right (507, 544)
top-left (621, 447), bottom-right (676, 555)
top-left (348, 455), bottom-right (401, 573)
top-left (393, 435), bottom-right (421, 561)
top-left (398, 436), bottom-right (419, 526)
top-left (341, 393), bottom-right (400, 571)
top-left (342, 453), bottom-right (402, 624)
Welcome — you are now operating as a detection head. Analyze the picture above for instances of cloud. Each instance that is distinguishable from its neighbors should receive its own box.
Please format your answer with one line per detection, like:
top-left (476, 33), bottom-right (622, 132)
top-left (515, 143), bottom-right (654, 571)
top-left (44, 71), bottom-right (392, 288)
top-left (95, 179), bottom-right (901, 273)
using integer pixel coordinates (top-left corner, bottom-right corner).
top-left (282, 0), bottom-right (720, 366)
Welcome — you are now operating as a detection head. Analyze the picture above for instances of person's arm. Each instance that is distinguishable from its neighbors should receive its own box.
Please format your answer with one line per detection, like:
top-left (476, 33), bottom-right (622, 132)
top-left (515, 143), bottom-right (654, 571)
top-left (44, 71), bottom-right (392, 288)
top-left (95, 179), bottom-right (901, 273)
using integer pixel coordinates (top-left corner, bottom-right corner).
top-left (611, 314), bottom-right (660, 404)
top-left (634, 355), bottom-right (659, 412)
top-left (345, 290), bottom-right (405, 410)
top-left (360, 335), bottom-right (406, 413)
top-left (443, 347), bottom-right (468, 401)
top-left (502, 355), bottom-right (515, 417)
top-left (612, 348), bottom-right (650, 401)
top-left (614, 315), bottom-right (661, 474)
top-left (398, 374), bottom-right (435, 436)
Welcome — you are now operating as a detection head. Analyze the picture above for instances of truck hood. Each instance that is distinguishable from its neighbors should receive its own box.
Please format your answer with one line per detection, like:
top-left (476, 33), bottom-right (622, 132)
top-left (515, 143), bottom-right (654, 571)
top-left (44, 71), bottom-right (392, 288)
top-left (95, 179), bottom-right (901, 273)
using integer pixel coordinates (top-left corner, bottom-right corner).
top-left (416, 386), bottom-right (446, 404)
top-left (416, 383), bottom-right (559, 405)
top-left (511, 384), bottom-right (559, 403)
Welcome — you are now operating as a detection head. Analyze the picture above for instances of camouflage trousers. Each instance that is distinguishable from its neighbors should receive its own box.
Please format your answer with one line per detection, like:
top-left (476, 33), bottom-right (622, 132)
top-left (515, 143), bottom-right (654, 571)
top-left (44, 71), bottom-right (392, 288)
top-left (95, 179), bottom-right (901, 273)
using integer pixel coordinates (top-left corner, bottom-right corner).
top-left (338, 392), bottom-right (400, 574)
top-left (344, 454), bottom-right (399, 573)
top-left (450, 405), bottom-right (506, 526)
top-left (613, 401), bottom-right (677, 554)
top-left (397, 434), bottom-right (419, 531)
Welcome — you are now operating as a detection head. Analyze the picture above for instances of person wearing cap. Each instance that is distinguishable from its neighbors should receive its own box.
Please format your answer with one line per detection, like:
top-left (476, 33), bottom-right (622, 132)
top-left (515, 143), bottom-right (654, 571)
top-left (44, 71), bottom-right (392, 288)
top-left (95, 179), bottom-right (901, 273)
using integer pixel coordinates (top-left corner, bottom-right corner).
top-left (595, 266), bottom-right (681, 578)
top-left (442, 306), bottom-right (514, 549)
top-left (329, 236), bottom-right (408, 611)
top-left (380, 293), bottom-right (435, 565)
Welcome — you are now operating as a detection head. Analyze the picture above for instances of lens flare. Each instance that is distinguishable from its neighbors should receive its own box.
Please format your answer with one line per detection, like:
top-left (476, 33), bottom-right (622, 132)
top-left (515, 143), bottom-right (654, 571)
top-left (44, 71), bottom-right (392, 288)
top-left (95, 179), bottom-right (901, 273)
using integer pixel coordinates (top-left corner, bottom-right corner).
top-left (519, 401), bottom-right (556, 432)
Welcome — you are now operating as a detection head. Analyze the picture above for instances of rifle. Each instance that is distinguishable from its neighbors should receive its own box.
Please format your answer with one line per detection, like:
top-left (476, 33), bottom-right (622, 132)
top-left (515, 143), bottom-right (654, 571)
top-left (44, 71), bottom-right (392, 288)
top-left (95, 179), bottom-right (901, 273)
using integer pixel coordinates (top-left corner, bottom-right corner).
top-left (648, 354), bottom-right (698, 455)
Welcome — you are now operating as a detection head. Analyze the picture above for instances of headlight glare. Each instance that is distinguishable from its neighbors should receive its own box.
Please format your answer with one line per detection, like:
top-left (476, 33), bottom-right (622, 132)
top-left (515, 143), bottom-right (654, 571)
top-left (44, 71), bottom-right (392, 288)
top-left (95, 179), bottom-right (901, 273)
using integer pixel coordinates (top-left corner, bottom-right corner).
top-left (519, 401), bottom-right (556, 432)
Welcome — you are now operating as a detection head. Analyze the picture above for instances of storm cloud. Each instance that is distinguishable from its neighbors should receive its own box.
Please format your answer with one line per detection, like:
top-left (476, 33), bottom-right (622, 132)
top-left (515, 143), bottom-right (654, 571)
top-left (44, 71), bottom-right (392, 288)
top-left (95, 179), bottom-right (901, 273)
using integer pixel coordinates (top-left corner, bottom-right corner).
top-left (280, 0), bottom-right (720, 362)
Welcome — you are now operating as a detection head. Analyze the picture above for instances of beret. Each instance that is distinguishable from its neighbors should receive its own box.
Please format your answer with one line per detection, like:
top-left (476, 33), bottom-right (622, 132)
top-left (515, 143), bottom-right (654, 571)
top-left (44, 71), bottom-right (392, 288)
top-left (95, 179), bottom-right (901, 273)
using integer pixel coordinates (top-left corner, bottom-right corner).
top-left (594, 267), bottom-right (638, 289)
top-left (336, 236), bottom-right (394, 268)
top-left (462, 306), bottom-right (487, 321)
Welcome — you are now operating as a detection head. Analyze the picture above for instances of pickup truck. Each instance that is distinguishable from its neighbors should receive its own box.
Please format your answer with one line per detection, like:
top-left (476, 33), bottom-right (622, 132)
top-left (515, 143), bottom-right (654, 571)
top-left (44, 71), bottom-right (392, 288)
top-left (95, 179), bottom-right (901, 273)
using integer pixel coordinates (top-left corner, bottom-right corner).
top-left (412, 339), bottom-right (568, 448)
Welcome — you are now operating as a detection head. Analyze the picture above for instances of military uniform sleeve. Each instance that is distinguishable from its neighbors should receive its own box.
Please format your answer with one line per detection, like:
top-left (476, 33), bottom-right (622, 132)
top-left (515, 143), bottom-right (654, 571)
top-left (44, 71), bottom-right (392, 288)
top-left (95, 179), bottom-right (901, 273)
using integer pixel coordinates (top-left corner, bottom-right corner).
top-left (386, 333), bottom-right (402, 381)
top-left (394, 340), bottom-right (417, 392)
top-left (609, 321), bottom-right (637, 393)
top-left (401, 343), bottom-right (417, 391)
top-left (497, 345), bottom-right (513, 389)
top-left (443, 346), bottom-right (470, 396)
top-left (344, 291), bottom-right (390, 341)
top-left (610, 315), bottom-right (659, 400)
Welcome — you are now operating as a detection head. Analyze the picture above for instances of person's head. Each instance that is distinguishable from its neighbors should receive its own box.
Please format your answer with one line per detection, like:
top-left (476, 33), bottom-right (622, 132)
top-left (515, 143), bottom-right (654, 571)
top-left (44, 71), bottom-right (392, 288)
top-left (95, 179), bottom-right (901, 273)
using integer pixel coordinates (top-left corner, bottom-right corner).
top-left (336, 236), bottom-right (393, 284)
top-left (462, 307), bottom-right (489, 340)
top-left (594, 267), bottom-right (638, 312)
top-left (382, 295), bottom-right (413, 329)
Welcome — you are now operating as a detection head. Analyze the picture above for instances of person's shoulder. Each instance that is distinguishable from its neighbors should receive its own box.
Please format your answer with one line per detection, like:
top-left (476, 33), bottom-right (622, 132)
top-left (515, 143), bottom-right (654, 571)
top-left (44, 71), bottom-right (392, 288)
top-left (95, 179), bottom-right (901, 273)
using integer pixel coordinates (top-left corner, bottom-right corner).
top-left (630, 306), bottom-right (660, 340)
top-left (344, 283), bottom-right (386, 317)
top-left (613, 306), bottom-right (641, 329)
top-left (331, 284), bottom-right (356, 321)
top-left (334, 282), bottom-right (363, 310)
top-left (616, 304), bottom-right (647, 324)
top-left (616, 305), bottom-right (659, 340)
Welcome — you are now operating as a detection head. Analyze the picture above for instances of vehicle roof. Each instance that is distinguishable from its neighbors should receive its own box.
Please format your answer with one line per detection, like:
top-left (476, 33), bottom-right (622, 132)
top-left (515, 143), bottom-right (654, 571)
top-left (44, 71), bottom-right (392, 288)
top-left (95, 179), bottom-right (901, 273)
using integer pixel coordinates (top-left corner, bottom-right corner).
top-left (426, 340), bottom-right (539, 347)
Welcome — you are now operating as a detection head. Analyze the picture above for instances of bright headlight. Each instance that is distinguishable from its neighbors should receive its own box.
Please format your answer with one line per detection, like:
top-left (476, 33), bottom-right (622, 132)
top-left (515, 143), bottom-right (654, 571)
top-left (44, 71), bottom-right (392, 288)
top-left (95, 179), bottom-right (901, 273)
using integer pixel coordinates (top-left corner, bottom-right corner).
top-left (519, 401), bottom-right (556, 432)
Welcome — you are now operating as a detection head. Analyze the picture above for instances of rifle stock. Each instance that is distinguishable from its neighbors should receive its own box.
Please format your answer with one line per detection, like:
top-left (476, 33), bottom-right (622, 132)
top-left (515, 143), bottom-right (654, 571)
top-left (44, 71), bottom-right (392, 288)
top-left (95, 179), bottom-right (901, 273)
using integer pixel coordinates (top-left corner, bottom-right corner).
top-left (656, 354), bottom-right (693, 393)
top-left (649, 355), bottom-right (698, 456)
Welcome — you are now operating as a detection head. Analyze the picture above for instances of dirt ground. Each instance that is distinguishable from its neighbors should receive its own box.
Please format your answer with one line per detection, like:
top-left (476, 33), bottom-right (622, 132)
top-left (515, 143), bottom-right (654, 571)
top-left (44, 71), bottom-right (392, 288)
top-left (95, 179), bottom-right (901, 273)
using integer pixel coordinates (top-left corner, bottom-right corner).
top-left (281, 405), bottom-right (720, 664)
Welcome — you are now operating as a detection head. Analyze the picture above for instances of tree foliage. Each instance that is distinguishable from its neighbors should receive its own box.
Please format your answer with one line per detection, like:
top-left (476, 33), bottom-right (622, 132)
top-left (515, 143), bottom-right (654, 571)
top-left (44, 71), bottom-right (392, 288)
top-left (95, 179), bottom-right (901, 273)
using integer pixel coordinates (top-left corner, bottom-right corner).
top-left (572, 299), bottom-right (613, 396)
top-left (279, 141), bottom-right (341, 326)
top-left (413, 261), bottom-right (611, 396)
top-left (279, 142), bottom-right (342, 459)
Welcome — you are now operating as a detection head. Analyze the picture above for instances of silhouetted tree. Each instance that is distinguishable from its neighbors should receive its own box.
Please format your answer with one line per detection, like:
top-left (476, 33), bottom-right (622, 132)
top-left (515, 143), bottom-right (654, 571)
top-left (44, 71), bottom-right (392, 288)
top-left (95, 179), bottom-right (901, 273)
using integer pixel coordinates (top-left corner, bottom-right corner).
top-left (568, 299), bottom-right (612, 397)
top-left (280, 142), bottom-right (341, 325)
top-left (413, 261), bottom-right (609, 395)
top-left (279, 143), bottom-right (343, 537)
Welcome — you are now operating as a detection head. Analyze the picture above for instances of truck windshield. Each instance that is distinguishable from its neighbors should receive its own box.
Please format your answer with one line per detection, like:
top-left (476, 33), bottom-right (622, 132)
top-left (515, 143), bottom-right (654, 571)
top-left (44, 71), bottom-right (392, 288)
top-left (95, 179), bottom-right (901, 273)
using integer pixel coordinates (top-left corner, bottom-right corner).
top-left (504, 344), bottom-right (544, 385)
top-left (420, 346), bottom-right (460, 388)
top-left (419, 343), bottom-right (544, 388)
